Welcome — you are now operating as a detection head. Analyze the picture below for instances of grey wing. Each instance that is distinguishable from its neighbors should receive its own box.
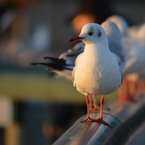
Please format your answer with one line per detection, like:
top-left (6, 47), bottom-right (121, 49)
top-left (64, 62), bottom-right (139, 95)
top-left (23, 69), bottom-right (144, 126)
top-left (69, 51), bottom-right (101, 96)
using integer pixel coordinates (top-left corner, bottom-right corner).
top-left (108, 37), bottom-right (127, 70)
top-left (59, 42), bottom-right (84, 60)
top-left (58, 42), bottom-right (84, 68)
top-left (112, 52), bottom-right (123, 87)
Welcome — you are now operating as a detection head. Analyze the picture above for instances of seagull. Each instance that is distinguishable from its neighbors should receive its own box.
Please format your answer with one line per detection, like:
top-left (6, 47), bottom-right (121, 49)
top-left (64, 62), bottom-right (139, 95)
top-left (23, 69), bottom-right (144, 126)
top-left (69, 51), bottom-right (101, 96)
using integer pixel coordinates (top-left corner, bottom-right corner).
top-left (31, 21), bottom-right (126, 112)
top-left (70, 23), bottom-right (122, 127)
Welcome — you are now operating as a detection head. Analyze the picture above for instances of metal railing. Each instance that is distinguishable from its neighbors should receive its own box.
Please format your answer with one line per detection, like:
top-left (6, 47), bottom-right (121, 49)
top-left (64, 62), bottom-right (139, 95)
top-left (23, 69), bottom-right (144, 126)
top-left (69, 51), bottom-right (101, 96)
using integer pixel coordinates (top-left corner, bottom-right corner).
top-left (53, 96), bottom-right (145, 145)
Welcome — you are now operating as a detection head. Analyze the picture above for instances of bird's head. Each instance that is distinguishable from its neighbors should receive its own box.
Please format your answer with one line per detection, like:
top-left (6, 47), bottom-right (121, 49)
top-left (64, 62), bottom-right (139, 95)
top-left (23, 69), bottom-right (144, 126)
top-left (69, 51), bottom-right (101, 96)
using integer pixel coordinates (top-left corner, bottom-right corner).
top-left (70, 23), bottom-right (107, 45)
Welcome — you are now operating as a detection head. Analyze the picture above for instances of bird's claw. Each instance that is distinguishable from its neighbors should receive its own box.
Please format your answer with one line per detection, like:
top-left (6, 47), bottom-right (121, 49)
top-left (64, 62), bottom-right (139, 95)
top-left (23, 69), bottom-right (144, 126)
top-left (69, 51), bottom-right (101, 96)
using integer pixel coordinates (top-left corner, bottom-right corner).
top-left (81, 117), bottom-right (112, 128)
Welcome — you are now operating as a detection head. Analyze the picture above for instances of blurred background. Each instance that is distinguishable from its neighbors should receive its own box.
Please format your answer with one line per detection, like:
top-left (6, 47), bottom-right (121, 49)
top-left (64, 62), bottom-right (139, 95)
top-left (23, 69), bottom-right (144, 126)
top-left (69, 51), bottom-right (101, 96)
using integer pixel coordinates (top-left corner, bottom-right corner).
top-left (0, 0), bottom-right (145, 144)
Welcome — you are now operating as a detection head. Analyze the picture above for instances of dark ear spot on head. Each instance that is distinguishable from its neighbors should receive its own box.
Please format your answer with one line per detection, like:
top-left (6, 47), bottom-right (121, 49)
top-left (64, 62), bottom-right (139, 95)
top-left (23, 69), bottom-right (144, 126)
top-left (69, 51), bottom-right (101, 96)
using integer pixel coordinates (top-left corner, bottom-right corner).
top-left (98, 30), bottom-right (101, 37)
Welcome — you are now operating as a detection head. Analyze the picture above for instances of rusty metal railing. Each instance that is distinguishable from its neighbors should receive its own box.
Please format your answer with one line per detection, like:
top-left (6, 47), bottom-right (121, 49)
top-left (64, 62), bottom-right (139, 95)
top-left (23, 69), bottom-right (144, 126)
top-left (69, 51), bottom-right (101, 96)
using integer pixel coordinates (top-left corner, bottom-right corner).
top-left (53, 96), bottom-right (145, 145)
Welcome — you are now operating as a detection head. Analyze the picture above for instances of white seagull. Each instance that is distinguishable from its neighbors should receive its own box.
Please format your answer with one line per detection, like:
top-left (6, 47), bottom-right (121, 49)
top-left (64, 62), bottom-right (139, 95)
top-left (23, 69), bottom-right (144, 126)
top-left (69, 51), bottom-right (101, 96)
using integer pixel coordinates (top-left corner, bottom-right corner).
top-left (31, 21), bottom-right (126, 112)
top-left (70, 23), bottom-right (122, 127)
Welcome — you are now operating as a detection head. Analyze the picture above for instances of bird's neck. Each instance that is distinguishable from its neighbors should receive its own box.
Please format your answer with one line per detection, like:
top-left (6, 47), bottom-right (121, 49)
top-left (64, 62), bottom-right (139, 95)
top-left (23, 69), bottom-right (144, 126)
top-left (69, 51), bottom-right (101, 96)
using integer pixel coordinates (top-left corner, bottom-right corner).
top-left (85, 41), bottom-right (109, 53)
top-left (83, 42), bottom-right (110, 65)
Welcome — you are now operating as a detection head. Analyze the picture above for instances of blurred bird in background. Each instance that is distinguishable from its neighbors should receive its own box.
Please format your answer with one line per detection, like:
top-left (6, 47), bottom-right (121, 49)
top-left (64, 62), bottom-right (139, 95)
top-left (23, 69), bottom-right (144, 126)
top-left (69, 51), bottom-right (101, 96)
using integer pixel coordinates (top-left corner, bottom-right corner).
top-left (108, 15), bottom-right (145, 101)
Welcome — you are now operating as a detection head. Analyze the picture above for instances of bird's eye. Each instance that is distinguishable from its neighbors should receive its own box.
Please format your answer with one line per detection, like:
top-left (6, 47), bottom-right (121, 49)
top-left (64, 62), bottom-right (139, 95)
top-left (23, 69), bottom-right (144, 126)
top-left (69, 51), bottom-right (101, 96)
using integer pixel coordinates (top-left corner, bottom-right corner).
top-left (88, 32), bottom-right (93, 36)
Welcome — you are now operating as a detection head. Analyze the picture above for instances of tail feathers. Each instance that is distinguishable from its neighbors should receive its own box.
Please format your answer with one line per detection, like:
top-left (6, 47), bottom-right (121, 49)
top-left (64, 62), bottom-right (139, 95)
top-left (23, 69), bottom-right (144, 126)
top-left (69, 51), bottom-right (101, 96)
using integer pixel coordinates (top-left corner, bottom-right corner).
top-left (44, 56), bottom-right (61, 63)
top-left (31, 62), bottom-right (48, 67)
top-left (44, 56), bottom-right (68, 70)
top-left (31, 57), bottom-right (73, 71)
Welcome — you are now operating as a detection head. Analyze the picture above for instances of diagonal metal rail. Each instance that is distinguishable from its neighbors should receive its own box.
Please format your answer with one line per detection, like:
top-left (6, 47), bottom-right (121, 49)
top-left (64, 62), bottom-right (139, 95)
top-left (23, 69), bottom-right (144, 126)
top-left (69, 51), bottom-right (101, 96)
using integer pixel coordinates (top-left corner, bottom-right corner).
top-left (53, 96), bottom-right (145, 145)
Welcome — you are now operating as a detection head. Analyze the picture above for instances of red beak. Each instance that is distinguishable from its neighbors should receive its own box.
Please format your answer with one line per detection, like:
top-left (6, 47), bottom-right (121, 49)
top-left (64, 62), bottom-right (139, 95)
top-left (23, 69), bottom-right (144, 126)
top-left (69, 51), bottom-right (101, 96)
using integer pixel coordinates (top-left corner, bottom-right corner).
top-left (69, 36), bottom-right (85, 42)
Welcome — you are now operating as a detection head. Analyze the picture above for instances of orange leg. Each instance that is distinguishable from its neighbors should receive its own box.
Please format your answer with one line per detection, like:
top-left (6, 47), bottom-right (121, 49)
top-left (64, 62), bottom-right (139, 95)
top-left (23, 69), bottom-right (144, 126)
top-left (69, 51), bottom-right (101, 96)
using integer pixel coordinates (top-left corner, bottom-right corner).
top-left (81, 95), bottom-right (112, 128)
top-left (118, 78), bottom-right (136, 102)
top-left (130, 80), bottom-right (137, 97)
top-left (81, 94), bottom-right (94, 122)
top-left (118, 78), bottom-right (129, 101)
top-left (88, 95), bottom-right (92, 111)
top-left (139, 80), bottom-right (145, 95)
top-left (94, 96), bottom-right (112, 128)
top-left (91, 95), bottom-right (100, 111)
top-left (91, 95), bottom-right (110, 112)
top-left (122, 78), bottom-right (130, 101)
